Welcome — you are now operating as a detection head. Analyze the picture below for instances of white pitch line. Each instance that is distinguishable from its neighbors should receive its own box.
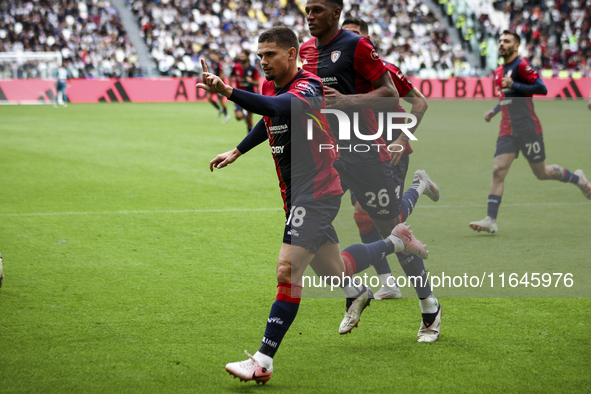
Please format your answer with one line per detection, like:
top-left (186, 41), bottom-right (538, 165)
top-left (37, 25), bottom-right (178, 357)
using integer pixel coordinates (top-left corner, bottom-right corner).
top-left (416, 202), bottom-right (590, 209)
top-left (0, 201), bottom-right (588, 218)
top-left (0, 207), bottom-right (283, 217)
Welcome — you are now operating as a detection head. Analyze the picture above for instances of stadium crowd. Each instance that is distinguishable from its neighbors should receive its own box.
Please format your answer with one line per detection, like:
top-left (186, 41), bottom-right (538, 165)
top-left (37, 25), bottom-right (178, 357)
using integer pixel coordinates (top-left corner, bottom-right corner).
top-left (345, 0), bottom-right (470, 76)
top-left (129, 0), bottom-right (470, 77)
top-left (1, 0), bottom-right (590, 78)
top-left (0, 0), bottom-right (141, 78)
top-left (129, 0), bottom-right (305, 76)
top-left (473, 0), bottom-right (591, 76)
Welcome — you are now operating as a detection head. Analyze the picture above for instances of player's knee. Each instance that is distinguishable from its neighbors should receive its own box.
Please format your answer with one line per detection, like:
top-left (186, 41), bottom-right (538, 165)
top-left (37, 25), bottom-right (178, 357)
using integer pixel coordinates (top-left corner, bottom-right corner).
top-left (235, 112), bottom-right (244, 120)
top-left (492, 164), bottom-right (508, 180)
top-left (276, 260), bottom-right (291, 283)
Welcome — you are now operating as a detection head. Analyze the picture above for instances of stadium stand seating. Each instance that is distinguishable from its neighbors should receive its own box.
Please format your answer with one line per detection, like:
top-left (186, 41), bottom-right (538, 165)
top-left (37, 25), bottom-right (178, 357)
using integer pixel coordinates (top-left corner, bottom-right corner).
top-left (445, 0), bottom-right (591, 76)
top-left (129, 0), bottom-right (469, 77)
top-left (1, 0), bottom-right (589, 78)
top-left (0, 0), bottom-right (141, 78)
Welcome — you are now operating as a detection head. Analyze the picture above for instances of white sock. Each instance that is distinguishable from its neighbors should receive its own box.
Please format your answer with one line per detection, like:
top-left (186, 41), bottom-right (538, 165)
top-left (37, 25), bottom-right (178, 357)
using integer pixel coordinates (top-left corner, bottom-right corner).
top-left (341, 277), bottom-right (365, 298)
top-left (419, 294), bottom-right (439, 314)
top-left (412, 179), bottom-right (427, 196)
top-left (253, 351), bottom-right (273, 370)
top-left (379, 273), bottom-right (395, 287)
top-left (385, 234), bottom-right (406, 253)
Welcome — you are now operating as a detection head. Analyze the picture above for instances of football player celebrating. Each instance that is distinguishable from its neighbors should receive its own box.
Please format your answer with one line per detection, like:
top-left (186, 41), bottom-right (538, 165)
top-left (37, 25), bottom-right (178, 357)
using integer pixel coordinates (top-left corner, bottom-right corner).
top-left (341, 17), bottom-right (438, 300)
top-left (301, 0), bottom-right (441, 342)
top-left (469, 30), bottom-right (591, 234)
top-left (199, 27), bottom-right (429, 384)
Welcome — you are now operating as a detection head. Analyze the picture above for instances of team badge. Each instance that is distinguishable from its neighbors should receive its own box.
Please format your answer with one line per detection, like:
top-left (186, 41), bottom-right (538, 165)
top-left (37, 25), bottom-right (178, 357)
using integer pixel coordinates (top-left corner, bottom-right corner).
top-left (371, 49), bottom-right (379, 60)
top-left (331, 51), bottom-right (341, 63)
top-left (295, 81), bottom-right (317, 96)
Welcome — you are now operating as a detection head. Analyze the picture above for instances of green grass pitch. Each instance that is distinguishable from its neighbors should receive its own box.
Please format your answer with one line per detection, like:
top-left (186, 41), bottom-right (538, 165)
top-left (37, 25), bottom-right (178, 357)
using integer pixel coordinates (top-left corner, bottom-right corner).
top-left (1, 100), bottom-right (590, 393)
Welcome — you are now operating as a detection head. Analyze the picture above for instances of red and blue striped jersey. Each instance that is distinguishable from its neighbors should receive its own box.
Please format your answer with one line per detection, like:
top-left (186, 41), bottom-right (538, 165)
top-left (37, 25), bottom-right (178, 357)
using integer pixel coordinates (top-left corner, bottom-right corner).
top-left (494, 57), bottom-right (543, 137)
top-left (300, 29), bottom-right (391, 165)
top-left (261, 69), bottom-right (343, 214)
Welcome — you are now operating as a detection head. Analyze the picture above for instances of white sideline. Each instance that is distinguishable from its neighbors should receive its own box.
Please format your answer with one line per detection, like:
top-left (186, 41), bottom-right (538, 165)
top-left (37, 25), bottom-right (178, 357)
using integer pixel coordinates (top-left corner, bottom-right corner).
top-left (0, 202), bottom-right (588, 217)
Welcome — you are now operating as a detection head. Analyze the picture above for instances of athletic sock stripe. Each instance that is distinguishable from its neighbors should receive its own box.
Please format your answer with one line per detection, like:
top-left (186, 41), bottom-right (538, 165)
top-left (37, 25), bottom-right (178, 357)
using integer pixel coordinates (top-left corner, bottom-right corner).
top-left (276, 283), bottom-right (302, 303)
top-left (341, 251), bottom-right (356, 277)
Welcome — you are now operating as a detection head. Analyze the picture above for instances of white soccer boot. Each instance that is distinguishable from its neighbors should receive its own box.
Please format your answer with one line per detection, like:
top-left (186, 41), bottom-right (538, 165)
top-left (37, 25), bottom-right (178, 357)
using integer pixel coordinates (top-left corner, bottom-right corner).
top-left (418, 305), bottom-right (441, 343)
top-left (339, 286), bottom-right (374, 334)
top-left (469, 216), bottom-right (498, 234)
top-left (574, 170), bottom-right (591, 200)
top-left (222, 113), bottom-right (230, 123)
top-left (374, 280), bottom-right (402, 300)
top-left (414, 170), bottom-right (440, 202)
top-left (225, 351), bottom-right (273, 384)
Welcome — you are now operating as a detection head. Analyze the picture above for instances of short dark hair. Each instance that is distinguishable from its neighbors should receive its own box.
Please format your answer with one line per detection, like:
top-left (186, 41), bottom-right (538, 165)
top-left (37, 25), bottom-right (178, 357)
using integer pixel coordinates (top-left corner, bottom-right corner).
top-left (342, 17), bottom-right (369, 36)
top-left (241, 49), bottom-right (251, 57)
top-left (258, 27), bottom-right (299, 54)
top-left (324, 0), bottom-right (343, 9)
top-left (501, 30), bottom-right (521, 44)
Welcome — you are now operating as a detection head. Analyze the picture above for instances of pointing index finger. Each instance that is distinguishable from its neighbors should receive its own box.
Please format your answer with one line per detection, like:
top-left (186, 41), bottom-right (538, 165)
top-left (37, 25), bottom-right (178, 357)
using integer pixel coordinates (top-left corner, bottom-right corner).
top-left (201, 58), bottom-right (209, 74)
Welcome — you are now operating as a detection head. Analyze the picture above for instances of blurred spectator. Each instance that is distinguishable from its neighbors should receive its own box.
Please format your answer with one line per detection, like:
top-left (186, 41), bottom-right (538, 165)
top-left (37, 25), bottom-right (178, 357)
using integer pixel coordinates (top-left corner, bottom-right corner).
top-left (130, 0), bottom-right (465, 77)
top-left (343, 0), bottom-right (470, 76)
top-left (474, 0), bottom-right (591, 75)
top-left (0, 0), bottom-right (141, 78)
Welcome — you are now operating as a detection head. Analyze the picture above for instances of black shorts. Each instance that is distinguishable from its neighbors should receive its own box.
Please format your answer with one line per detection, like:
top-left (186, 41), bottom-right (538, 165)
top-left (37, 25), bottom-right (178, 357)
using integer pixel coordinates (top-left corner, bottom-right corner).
top-left (495, 133), bottom-right (545, 164)
top-left (335, 160), bottom-right (399, 221)
top-left (283, 195), bottom-right (341, 253)
top-left (350, 156), bottom-right (409, 216)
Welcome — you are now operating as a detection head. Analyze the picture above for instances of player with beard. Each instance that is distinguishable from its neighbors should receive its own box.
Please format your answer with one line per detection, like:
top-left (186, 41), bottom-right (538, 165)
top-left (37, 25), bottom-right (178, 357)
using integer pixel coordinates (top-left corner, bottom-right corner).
top-left (301, 0), bottom-right (441, 342)
top-left (469, 30), bottom-right (591, 234)
top-left (199, 27), bottom-right (429, 384)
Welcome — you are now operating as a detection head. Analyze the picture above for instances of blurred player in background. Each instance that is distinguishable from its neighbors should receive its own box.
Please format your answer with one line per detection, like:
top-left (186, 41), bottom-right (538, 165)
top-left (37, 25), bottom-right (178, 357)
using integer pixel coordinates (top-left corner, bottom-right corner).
top-left (301, 0), bottom-right (441, 343)
top-left (55, 61), bottom-right (69, 107)
top-left (199, 27), bottom-right (429, 384)
top-left (228, 49), bottom-right (260, 133)
top-left (341, 17), bottom-right (437, 300)
top-left (207, 51), bottom-right (230, 123)
top-left (470, 30), bottom-right (591, 234)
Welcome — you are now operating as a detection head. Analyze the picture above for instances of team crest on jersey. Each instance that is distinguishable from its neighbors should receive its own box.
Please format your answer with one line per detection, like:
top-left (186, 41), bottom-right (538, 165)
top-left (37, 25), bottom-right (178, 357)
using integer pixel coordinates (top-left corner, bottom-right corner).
top-left (331, 51), bottom-right (341, 63)
top-left (371, 49), bottom-right (379, 60)
top-left (302, 59), bottom-right (308, 65)
top-left (295, 80), bottom-right (317, 97)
